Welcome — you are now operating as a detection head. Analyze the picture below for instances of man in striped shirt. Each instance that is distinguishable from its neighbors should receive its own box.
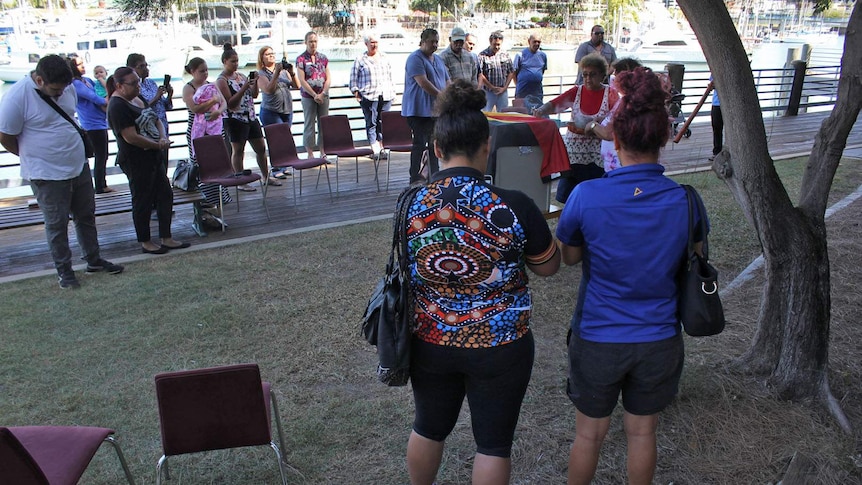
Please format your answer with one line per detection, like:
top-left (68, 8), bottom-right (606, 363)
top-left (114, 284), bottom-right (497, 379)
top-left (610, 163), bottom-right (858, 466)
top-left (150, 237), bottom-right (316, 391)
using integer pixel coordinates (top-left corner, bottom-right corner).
top-left (350, 33), bottom-right (396, 155)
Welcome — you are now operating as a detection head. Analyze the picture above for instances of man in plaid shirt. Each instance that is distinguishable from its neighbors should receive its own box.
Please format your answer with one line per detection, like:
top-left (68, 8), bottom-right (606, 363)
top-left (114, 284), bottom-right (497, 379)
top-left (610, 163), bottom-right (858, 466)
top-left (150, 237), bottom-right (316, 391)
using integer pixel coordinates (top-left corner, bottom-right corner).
top-left (440, 26), bottom-right (478, 87)
top-left (478, 31), bottom-right (515, 112)
top-left (350, 33), bottom-right (396, 155)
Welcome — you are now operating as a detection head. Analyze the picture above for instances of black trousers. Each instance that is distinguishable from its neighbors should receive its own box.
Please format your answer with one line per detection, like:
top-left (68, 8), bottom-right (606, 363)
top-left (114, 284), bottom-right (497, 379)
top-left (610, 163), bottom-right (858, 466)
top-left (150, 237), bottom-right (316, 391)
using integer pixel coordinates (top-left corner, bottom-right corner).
top-left (125, 161), bottom-right (174, 242)
top-left (711, 104), bottom-right (723, 156)
top-left (86, 129), bottom-right (109, 192)
top-left (406, 116), bottom-right (439, 182)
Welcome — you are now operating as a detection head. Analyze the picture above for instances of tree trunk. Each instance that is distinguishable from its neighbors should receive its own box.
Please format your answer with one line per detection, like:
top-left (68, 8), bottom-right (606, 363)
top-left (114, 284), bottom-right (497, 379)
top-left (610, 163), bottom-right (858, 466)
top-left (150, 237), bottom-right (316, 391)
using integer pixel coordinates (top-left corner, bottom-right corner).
top-left (677, 1), bottom-right (860, 427)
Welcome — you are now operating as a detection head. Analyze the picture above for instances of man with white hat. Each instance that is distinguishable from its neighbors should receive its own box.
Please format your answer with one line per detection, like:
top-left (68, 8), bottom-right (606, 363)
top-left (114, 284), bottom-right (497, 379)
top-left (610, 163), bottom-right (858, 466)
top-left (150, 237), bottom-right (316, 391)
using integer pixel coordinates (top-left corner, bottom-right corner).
top-left (439, 26), bottom-right (479, 87)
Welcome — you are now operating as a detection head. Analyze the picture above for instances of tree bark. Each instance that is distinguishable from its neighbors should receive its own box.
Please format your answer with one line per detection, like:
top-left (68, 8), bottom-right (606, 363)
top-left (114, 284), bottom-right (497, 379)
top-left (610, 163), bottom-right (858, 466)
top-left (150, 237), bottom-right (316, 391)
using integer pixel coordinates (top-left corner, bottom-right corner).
top-left (677, 0), bottom-right (860, 429)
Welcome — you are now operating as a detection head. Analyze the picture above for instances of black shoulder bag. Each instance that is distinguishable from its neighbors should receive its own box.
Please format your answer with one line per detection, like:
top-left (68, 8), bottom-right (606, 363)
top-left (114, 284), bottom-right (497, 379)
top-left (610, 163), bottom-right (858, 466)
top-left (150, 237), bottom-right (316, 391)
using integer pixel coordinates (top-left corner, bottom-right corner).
top-left (361, 185), bottom-right (422, 386)
top-left (678, 185), bottom-right (726, 336)
top-left (35, 88), bottom-right (95, 159)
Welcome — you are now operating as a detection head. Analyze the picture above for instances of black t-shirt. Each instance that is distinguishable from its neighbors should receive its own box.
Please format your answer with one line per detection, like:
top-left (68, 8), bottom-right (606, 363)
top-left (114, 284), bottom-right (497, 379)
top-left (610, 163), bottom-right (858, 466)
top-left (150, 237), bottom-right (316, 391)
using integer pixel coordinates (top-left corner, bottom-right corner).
top-left (107, 96), bottom-right (160, 169)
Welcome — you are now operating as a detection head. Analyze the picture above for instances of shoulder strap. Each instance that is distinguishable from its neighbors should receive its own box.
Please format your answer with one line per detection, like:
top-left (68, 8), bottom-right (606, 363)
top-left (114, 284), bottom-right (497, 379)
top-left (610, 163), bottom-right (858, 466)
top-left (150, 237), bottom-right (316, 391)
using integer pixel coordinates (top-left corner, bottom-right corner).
top-left (682, 185), bottom-right (710, 260)
top-left (34, 89), bottom-right (85, 136)
top-left (391, 185), bottom-right (423, 272)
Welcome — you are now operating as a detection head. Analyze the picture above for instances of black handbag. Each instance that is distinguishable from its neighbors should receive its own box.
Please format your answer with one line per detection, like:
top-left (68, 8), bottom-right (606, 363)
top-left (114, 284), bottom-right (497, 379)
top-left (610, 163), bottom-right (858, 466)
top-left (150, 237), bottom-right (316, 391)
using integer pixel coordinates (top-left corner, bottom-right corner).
top-left (35, 88), bottom-right (95, 158)
top-left (172, 159), bottom-right (200, 191)
top-left (361, 185), bottom-right (422, 386)
top-left (678, 185), bottom-right (726, 336)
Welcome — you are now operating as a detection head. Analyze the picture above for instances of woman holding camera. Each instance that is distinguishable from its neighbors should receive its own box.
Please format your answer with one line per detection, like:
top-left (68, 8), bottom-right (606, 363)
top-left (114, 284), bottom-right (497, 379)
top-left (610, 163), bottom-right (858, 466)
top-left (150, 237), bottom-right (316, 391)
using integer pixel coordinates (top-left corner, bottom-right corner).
top-left (256, 45), bottom-right (297, 127)
top-left (216, 43), bottom-right (277, 190)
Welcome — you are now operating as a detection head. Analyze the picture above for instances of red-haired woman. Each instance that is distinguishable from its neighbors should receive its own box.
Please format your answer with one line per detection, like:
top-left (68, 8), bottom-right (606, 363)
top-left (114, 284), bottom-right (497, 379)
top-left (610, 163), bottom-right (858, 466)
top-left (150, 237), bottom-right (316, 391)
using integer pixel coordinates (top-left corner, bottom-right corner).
top-left (556, 67), bottom-right (709, 485)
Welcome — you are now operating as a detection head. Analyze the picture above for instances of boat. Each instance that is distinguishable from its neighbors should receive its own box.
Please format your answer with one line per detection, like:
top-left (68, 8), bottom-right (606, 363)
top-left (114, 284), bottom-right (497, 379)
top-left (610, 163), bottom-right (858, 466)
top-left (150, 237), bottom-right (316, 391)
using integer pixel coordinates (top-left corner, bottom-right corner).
top-left (618, 29), bottom-right (706, 65)
top-left (0, 17), bottom-right (215, 82)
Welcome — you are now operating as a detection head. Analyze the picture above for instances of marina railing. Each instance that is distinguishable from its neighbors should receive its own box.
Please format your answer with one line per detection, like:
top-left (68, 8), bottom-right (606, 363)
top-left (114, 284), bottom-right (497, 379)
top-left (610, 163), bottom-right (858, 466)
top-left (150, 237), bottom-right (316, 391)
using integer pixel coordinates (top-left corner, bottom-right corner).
top-left (0, 63), bottom-right (844, 175)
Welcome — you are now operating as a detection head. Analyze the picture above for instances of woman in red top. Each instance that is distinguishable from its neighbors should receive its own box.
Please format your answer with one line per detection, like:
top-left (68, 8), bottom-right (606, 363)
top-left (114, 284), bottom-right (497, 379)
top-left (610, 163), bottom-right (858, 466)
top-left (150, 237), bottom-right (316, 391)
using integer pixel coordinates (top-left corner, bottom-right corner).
top-left (533, 53), bottom-right (618, 203)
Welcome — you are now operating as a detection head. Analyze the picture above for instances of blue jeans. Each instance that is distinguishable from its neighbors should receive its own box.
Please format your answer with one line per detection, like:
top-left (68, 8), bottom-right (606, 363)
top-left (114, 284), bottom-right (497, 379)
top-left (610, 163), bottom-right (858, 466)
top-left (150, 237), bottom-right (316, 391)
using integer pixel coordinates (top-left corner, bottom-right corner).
top-left (484, 88), bottom-right (509, 112)
top-left (29, 164), bottom-right (102, 273)
top-left (259, 108), bottom-right (292, 127)
top-left (359, 96), bottom-right (392, 145)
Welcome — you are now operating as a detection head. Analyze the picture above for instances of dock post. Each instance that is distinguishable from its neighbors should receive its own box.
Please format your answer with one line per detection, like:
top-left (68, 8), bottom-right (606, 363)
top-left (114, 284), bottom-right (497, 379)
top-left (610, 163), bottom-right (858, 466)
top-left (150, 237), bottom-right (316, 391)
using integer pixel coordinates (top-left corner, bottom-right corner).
top-left (785, 60), bottom-right (807, 117)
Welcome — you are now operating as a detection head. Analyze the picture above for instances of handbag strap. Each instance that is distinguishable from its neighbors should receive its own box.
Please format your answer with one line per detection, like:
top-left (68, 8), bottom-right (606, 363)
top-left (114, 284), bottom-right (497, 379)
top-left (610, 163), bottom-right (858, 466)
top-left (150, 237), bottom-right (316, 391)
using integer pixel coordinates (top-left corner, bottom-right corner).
top-left (682, 184), bottom-right (710, 260)
top-left (385, 185), bottom-right (422, 274)
top-left (394, 186), bottom-right (423, 270)
top-left (34, 88), bottom-right (87, 137)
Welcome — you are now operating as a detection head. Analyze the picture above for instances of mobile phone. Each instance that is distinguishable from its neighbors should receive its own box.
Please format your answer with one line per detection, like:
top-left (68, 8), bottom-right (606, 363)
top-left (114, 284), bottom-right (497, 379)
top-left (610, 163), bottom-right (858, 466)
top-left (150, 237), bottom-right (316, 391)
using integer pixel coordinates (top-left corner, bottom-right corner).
top-left (281, 57), bottom-right (292, 70)
top-left (163, 74), bottom-right (171, 88)
top-left (248, 71), bottom-right (257, 80)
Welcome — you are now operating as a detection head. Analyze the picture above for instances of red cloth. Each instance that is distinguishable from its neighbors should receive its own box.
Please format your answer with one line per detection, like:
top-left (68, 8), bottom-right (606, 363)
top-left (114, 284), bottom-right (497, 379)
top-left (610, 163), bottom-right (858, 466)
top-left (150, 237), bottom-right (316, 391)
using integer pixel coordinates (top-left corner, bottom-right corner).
top-left (485, 111), bottom-right (569, 179)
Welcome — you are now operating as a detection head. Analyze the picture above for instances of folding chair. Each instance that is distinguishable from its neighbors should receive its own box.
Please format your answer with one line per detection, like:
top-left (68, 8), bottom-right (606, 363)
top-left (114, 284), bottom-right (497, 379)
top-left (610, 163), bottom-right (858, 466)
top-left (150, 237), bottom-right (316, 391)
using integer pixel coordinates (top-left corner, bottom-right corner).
top-left (193, 135), bottom-right (270, 231)
top-left (263, 122), bottom-right (332, 204)
top-left (380, 111), bottom-right (413, 192)
top-left (154, 363), bottom-right (291, 485)
top-left (319, 114), bottom-right (374, 192)
top-left (0, 426), bottom-right (135, 485)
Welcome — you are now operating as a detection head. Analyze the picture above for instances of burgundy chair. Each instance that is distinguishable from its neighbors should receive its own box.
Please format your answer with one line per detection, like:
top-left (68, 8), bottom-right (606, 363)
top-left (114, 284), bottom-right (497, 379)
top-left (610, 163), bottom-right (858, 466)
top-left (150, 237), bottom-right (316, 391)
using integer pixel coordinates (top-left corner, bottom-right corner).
top-left (0, 426), bottom-right (135, 485)
top-left (193, 135), bottom-right (270, 232)
top-left (263, 122), bottom-right (332, 204)
top-left (319, 114), bottom-right (374, 192)
top-left (154, 363), bottom-right (290, 485)
top-left (380, 111), bottom-right (413, 192)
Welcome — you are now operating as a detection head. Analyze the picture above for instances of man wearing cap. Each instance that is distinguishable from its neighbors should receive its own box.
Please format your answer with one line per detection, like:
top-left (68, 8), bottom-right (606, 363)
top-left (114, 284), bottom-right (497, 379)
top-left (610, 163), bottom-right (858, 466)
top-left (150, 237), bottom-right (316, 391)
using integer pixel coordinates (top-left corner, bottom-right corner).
top-left (478, 31), bottom-right (515, 112)
top-left (575, 25), bottom-right (616, 82)
top-left (440, 26), bottom-right (479, 87)
top-left (513, 33), bottom-right (547, 99)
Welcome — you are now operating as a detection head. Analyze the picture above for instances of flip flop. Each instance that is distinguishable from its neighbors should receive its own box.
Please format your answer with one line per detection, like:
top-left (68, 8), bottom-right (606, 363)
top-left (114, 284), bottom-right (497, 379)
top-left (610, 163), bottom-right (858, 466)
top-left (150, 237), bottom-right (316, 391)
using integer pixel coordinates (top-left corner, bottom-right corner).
top-left (237, 184), bottom-right (257, 192)
top-left (267, 177), bottom-right (283, 186)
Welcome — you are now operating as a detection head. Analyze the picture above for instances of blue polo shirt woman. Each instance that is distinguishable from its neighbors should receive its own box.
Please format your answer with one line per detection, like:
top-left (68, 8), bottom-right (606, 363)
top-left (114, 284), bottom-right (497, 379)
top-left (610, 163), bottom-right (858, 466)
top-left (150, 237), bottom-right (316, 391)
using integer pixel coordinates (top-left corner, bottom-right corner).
top-left (556, 67), bottom-right (708, 485)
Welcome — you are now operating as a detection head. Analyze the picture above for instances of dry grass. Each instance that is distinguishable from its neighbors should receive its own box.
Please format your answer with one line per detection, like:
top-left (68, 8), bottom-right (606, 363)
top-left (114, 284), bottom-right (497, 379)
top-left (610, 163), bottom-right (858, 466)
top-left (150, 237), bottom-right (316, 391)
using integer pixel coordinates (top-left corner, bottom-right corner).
top-left (0, 158), bottom-right (860, 484)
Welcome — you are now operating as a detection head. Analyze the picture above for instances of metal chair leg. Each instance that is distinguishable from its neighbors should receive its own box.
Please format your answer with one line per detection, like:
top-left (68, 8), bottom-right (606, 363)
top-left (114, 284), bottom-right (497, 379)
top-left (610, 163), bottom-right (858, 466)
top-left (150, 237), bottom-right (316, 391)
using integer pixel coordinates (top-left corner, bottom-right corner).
top-left (103, 436), bottom-right (136, 485)
top-left (156, 455), bottom-right (169, 485)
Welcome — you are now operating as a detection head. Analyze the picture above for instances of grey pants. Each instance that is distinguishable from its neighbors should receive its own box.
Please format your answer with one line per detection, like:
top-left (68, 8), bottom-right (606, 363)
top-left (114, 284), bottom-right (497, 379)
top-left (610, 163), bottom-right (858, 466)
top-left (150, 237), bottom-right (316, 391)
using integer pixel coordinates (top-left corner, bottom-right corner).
top-left (30, 164), bottom-right (102, 273)
top-left (301, 96), bottom-right (330, 155)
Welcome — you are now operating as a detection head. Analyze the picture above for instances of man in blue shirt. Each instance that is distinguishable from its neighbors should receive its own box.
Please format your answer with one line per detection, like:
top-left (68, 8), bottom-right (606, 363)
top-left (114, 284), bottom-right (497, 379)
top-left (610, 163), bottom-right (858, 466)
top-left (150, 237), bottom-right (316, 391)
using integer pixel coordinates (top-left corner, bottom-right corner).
top-left (513, 33), bottom-right (547, 99)
top-left (403, 28), bottom-right (450, 184)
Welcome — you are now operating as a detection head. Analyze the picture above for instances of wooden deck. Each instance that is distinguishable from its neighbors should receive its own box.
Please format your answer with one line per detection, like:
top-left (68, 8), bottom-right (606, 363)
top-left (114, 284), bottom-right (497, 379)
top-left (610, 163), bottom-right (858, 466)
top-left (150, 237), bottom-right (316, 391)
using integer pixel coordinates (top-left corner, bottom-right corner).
top-left (1, 110), bottom-right (861, 281)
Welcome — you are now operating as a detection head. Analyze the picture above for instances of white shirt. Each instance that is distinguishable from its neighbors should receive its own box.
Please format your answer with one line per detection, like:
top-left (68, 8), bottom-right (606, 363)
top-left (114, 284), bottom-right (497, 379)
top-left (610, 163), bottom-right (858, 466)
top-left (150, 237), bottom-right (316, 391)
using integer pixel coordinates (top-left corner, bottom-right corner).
top-left (0, 74), bottom-right (85, 181)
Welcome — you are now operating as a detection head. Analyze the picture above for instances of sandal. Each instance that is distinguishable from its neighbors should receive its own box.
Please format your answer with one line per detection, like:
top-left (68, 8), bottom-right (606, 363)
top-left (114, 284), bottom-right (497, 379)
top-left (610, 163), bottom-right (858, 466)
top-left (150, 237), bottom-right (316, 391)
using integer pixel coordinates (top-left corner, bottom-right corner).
top-left (237, 184), bottom-right (257, 192)
top-left (273, 171), bottom-right (289, 179)
top-left (266, 177), bottom-right (283, 186)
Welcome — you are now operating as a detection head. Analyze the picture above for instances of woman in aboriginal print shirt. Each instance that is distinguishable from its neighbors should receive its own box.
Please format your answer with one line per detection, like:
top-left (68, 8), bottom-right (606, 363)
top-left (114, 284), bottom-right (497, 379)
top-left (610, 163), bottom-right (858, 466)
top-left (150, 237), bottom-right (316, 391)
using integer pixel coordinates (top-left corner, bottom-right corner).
top-left (402, 78), bottom-right (560, 485)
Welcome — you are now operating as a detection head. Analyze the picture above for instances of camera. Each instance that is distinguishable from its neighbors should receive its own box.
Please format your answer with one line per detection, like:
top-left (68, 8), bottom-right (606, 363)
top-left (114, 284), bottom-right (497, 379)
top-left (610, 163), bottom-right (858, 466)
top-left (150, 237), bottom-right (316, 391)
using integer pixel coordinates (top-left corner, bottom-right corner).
top-left (281, 57), bottom-right (292, 70)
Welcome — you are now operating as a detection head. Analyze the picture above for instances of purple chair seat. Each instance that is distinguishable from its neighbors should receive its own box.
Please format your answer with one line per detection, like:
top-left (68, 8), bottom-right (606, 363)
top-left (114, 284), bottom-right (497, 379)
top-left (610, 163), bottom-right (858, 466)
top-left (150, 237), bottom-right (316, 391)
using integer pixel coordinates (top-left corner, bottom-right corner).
top-left (1, 426), bottom-right (135, 485)
top-left (203, 173), bottom-right (262, 187)
top-left (380, 111), bottom-right (414, 192)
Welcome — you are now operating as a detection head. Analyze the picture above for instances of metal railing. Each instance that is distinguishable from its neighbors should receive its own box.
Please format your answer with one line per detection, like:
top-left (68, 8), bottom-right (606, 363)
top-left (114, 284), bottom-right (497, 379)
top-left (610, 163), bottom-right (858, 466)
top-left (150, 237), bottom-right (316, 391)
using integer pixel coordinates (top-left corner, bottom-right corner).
top-left (0, 63), bottom-right (843, 171)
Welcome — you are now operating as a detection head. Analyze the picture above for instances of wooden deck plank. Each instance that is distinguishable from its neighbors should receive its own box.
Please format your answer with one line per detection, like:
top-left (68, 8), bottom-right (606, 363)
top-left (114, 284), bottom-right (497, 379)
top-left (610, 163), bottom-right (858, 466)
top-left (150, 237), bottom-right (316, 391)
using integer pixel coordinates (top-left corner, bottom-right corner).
top-left (1, 111), bottom-right (860, 280)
